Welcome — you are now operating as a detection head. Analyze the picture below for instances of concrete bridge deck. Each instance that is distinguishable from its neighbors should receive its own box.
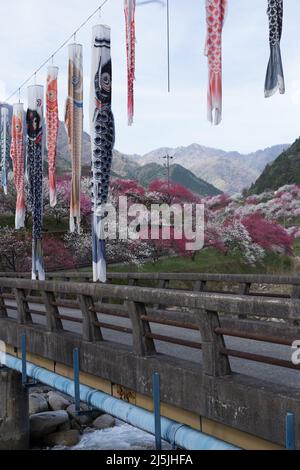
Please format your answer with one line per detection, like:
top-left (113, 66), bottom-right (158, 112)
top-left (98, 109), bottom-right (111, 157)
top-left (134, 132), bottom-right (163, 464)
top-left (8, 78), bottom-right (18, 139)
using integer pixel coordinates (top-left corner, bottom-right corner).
top-left (0, 272), bottom-right (300, 449)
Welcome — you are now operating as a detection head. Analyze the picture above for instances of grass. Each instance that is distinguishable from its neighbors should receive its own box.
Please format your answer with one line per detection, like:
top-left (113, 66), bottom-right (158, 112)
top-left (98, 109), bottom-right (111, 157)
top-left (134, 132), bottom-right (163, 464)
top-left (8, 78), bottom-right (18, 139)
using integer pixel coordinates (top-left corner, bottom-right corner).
top-left (0, 215), bottom-right (14, 227)
top-left (108, 248), bottom-right (293, 276)
top-left (293, 238), bottom-right (300, 257)
top-left (0, 215), bottom-right (76, 234)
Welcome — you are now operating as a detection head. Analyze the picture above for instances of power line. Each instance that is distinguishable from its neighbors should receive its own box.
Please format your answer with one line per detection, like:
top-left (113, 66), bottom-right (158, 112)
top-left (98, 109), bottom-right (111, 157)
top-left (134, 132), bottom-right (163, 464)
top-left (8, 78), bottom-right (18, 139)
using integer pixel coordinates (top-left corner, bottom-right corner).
top-left (5, 0), bottom-right (110, 103)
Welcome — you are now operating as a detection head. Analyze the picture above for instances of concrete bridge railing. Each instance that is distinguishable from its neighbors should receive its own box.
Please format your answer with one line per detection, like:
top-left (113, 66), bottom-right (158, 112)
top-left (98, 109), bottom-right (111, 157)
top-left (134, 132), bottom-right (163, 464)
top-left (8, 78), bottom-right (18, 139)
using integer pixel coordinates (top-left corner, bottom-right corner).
top-left (3, 270), bottom-right (300, 297)
top-left (0, 276), bottom-right (300, 448)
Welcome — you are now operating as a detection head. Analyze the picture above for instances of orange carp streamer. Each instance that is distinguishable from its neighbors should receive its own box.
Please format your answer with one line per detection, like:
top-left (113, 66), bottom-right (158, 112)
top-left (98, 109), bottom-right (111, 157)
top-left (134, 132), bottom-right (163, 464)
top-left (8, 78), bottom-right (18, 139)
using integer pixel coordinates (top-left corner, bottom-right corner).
top-left (205, 0), bottom-right (228, 125)
top-left (65, 44), bottom-right (83, 234)
top-left (10, 103), bottom-right (25, 229)
top-left (46, 66), bottom-right (60, 207)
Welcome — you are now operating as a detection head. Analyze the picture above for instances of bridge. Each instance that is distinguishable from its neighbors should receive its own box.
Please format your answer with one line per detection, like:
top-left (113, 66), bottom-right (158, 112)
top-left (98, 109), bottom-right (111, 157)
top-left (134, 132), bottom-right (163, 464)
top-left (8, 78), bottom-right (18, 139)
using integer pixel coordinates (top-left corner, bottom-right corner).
top-left (0, 271), bottom-right (299, 449)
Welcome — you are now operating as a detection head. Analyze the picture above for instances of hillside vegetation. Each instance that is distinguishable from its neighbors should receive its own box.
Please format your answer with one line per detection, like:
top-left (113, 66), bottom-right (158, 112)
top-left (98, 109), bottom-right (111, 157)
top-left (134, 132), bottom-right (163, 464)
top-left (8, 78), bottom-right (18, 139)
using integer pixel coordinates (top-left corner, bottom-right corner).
top-left (250, 138), bottom-right (300, 194)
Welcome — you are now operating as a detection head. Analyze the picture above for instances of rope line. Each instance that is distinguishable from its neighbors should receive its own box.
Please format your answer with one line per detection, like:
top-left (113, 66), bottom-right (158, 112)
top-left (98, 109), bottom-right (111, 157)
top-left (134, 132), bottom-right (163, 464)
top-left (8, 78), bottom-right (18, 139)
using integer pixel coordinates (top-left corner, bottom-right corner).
top-left (167, 0), bottom-right (170, 93)
top-left (4, 0), bottom-right (110, 102)
top-left (4, 0), bottom-right (166, 103)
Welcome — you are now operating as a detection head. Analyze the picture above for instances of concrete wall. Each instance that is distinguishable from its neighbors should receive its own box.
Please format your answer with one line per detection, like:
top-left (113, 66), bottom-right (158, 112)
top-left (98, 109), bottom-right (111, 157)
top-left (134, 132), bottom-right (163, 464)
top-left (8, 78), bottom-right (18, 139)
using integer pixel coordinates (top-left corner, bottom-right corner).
top-left (0, 367), bottom-right (29, 450)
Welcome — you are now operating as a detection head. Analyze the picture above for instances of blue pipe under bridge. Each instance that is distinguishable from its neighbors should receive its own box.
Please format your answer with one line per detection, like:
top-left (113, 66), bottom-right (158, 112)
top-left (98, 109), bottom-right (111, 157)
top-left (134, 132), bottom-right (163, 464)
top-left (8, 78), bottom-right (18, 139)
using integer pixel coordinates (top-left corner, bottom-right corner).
top-left (4, 354), bottom-right (239, 451)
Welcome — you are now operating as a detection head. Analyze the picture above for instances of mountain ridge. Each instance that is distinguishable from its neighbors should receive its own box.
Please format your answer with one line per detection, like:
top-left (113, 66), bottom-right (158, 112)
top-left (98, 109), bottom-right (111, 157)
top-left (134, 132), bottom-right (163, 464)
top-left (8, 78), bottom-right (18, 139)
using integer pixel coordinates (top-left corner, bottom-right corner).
top-left (132, 143), bottom-right (290, 194)
top-left (0, 102), bottom-right (290, 195)
top-left (250, 137), bottom-right (300, 194)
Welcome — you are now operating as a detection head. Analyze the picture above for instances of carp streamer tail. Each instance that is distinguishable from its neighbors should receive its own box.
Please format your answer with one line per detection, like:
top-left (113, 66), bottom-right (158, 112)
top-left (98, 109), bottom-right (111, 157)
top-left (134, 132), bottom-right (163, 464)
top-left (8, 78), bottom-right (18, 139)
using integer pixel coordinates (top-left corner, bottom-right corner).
top-left (265, 0), bottom-right (285, 98)
top-left (205, 0), bottom-right (228, 125)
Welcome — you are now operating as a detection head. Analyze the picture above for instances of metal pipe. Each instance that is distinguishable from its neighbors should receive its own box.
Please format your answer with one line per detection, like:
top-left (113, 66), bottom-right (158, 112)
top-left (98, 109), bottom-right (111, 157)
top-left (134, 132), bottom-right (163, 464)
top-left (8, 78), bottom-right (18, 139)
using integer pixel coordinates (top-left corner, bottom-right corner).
top-left (21, 334), bottom-right (27, 387)
top-left (4, 354), bottom-right (239, 451)
top-left (221, 348), bottom-right (300, 371)
top-left (286, 412), bottom-right (295, 450)
top-left (215, 327), bottom-right (292, 346)
top-left (153, 373), bottom-right (162, 450)
top-left (73, 348), bottom-right (81, 413)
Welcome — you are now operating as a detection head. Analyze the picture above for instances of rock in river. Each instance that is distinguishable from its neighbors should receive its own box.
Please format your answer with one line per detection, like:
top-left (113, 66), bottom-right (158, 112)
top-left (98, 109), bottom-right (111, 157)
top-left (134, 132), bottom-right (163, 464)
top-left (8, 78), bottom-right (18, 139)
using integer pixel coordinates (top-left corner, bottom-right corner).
top-left (30, 410), bottom-right (69, 441)
top-left (47, 391), bottom-right (70, 411)
top-left (67, 404), bottom-right (93, 426)
top-left (29, 393), bottom-right (49, 415)
top-left (93, 414), bottom-right (115, 430)
top-left (44, 430), bottom-right (80, 448)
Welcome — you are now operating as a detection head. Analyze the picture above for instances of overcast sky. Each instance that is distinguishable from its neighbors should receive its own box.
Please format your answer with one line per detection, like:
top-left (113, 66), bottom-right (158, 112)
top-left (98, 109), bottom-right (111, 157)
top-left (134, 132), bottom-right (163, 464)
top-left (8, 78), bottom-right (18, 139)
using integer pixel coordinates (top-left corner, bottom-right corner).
top-left (0, 0), bottom-right (300, 155)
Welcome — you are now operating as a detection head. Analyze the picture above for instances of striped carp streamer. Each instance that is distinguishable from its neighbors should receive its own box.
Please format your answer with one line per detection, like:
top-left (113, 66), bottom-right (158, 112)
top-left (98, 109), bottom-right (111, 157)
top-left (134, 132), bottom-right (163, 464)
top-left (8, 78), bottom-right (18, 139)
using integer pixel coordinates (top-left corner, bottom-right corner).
top-left (205, 0), bottom-right (228, 125)
top-left (46, 66), bottom-right (60, 207)
top-left (124, 0), bottom-right (136, 126)
top-left (0, 107), bottom-right (11, 195)
top-left (90, 25), bottom-right (115, 283)
top-left (65, 44), bottom-right (83, 234)
top-left (10, 103), bottom-right (26, 229)
top-left (265, 0), bottom-right (285, 98)
top-left (26, 85), bottom-right (45, 281)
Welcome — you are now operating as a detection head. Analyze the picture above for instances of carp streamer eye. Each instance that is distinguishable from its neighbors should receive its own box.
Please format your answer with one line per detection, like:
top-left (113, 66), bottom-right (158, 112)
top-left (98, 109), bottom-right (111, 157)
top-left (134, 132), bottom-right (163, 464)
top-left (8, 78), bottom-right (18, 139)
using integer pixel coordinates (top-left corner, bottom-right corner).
top-left (48, 90), bottom-right (56, 101)
top-left (72, 75), bottom-right (80, 87)
top-left (101, 72), bottom-right (111, 92)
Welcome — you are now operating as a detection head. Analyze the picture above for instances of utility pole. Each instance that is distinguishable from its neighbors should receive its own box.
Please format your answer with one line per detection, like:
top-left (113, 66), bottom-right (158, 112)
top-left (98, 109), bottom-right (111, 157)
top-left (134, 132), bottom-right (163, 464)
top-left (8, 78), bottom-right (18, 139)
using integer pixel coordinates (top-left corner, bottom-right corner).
top-left (162, 154), bottom-right (174, 193)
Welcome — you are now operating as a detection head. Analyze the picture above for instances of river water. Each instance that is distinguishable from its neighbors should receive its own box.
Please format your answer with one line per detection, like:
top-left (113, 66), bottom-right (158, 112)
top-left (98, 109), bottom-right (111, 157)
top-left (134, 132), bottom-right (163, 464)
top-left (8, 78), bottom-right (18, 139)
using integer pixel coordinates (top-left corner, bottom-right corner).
top-left (54, 421), bottom-right (171, 451)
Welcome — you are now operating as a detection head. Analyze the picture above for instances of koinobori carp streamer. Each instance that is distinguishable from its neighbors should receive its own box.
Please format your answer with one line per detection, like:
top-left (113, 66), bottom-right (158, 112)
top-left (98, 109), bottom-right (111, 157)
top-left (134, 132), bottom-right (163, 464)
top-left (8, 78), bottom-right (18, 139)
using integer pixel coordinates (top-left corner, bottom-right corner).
top-left (205, 0), bottom-right (228, 125)
top-left (65, 43), bottom-right (83, 234)
top-left (10, 103), bottom-right (26, 229)
top-left (26, 85), bottom-right (45, 281)
top-left (0, 107), bottom-right (11, 196)
top-left (124, 0), bottom-right (136, 126)
top-left (90, 24), bottom-right (115, 283)
top-left (265, 0), bottom-right (285, 97)
top-left (46, 65), bottom-right (60, 207)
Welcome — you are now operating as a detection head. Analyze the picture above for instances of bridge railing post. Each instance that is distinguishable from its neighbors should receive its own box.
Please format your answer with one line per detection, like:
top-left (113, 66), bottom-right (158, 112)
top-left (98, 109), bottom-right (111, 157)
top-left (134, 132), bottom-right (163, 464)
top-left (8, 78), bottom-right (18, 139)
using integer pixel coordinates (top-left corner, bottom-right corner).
top-left (14, 288), bottom-right (32, 325)
top-left (41, 291), bottom-right (63, 332)
top-left (78, 294), bottom-right (103, 342)
top-left (194, 280), bottom-right (207, 292)
top-left (157, 279), bottom-right (169, 310)
top-left (290, 284), bottom-right (300, 326)
top-left (238, 283), bottom-right (251, 319)
top-left (195, 308), bottom-right (231, 377)
top-left (126, 301), bottom-right (156, 356)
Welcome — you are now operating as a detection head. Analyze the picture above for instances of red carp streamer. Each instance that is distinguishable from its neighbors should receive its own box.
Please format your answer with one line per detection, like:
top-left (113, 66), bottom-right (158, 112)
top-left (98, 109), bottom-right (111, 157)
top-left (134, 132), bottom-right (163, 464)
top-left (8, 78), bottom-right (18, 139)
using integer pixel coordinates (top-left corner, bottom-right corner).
top-left (10, 103), bottom-right (25, 229)
top-left (46, 66), bottom-right (60, 207)
top-left (124, 0), bottom-right (136, 126)
top-left (205, 0), bottom-right (228, 125)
